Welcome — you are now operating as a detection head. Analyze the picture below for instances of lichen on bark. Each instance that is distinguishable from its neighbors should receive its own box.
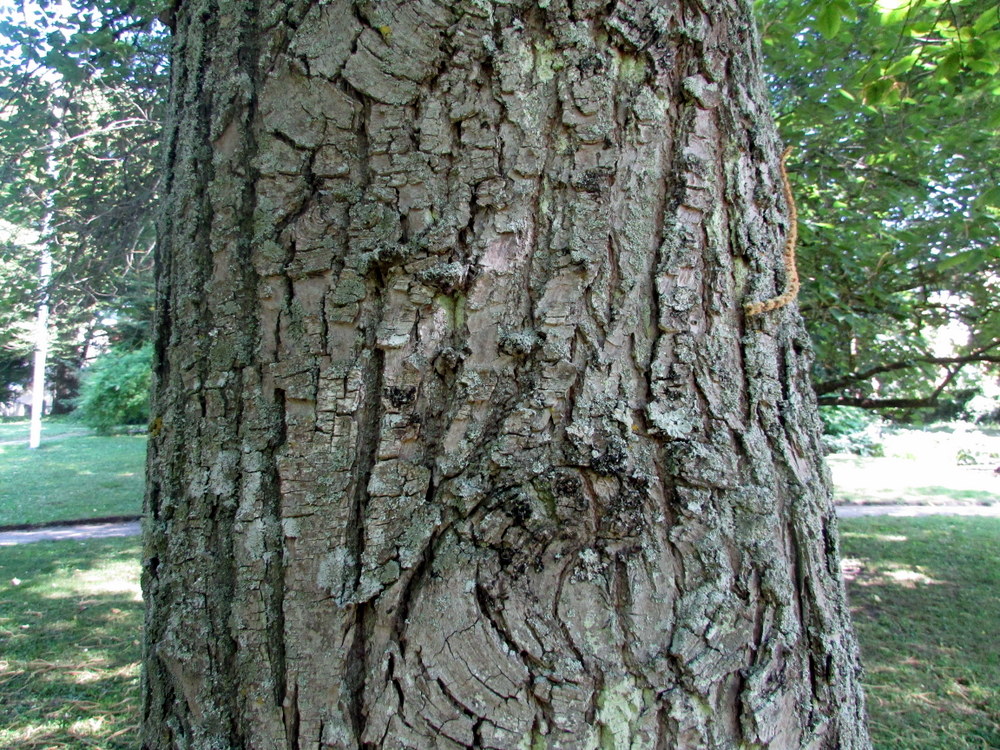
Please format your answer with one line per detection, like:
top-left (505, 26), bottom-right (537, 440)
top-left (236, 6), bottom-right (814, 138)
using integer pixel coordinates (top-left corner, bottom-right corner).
top-left (143, 1), bottom-right (870, 748)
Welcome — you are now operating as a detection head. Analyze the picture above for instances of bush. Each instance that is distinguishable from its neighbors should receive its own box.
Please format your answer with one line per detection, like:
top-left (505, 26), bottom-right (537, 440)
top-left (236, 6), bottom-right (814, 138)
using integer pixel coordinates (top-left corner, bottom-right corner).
top-left (819, 406), bottom-right (884, 456)
top-left (819, 405), bottom-right (875, 436)
top-left (74, 343), bottom-right (152, 434)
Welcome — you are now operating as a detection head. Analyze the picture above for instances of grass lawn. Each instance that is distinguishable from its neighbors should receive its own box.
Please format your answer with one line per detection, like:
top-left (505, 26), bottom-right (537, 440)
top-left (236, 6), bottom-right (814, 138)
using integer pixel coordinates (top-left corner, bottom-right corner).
top-left (0, 419), bottom-right (92, 444)
top-left (829, 424), bottom-right (1000, 507)
top-left (0, 537), bottom-right (141, 748)
top-left (830, 455), bottom-right (1000, 506)
top-left (0, 422), bottom-right (146, 527)
top-left (841, 516), bottom-right (1000, 749)
top-left (1, 520), bottom-right (996, 749)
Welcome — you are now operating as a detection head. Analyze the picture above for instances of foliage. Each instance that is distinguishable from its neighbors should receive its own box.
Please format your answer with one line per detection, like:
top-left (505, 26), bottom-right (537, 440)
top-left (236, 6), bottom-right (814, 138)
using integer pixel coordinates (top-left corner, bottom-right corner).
top-left (0, 0), bottom-right (167, 404)
top-left (841, 516), bottom-right (1000, 749)
top-left (0, 230), bottom-right (38, 404)
top-left (0, 425), bottom-right (145, 526)
top-left (0, 537), bottom-right (141, 749)
top-left (820, 405), bottom-right (879, 436)
top-left (965, 389), bottom-right (1000, 422)
top-left (0, 0), bottom-right (997, 419)
top-left (73, 343), bottom-right (151, 433)
top-left (820, 405), bottom-right (886, 455)
top-left (757, 0), bottom-right (1000, 411)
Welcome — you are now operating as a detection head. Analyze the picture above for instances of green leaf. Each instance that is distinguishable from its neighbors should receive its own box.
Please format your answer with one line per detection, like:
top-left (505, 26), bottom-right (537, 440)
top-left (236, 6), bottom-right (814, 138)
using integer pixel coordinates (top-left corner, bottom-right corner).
top-left (883, 1), bottom-right (924, 27)
top-left (937, 249), bottom-right (986, 272)
top-left (935, 50), bottom-right (963, 80)
top-left (885, 52), bottom-right (920, 77)
top-left (977, 186), bottom-right (1000, 208)
top-left (864, 78), bottom-right (894, 104)
top-left (817, 4), bottom-right (844, 37)
top-left (968, 59), bottom-right (1000, 74)
top-left (973, 5), bottom-right (1000, 34)
top-left (836, 0), bottom-right (858, 23)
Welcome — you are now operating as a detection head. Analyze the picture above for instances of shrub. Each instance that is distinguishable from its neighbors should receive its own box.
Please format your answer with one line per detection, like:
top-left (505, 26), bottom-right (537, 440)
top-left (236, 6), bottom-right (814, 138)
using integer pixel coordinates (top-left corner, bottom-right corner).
top-left (74, 343), bottom-right (152, 434)
top-left (819, 406), bottom-right (884, 456)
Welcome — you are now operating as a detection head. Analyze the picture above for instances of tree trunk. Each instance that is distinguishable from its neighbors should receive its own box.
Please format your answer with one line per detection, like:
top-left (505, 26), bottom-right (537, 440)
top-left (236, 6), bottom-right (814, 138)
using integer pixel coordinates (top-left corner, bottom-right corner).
top-left (49, 350), bottom-right (85, 415)
top-left (142, 1), bottom-right (870, 748)
top-left (28, 243), bottom-right (52, 448)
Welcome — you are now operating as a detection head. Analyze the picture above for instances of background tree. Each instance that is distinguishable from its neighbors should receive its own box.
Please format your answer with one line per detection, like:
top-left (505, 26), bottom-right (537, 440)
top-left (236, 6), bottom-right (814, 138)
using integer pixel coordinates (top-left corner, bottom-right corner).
top-left (0, 0), bottom-right (166, 412)
top-left (142, 0), bottom-right (868, 747)
top-left (74, 340), bottom-right (152, 433)
top-left (757, 0), bottom-right (1000, 412)
top-left (0, 225), bottom-right (38, 406)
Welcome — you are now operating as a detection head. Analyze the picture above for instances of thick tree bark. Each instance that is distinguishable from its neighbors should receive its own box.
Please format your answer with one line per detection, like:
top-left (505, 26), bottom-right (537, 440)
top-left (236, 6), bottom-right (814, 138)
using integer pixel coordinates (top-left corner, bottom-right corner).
top-left (142, 0), bottom-right (870, 748)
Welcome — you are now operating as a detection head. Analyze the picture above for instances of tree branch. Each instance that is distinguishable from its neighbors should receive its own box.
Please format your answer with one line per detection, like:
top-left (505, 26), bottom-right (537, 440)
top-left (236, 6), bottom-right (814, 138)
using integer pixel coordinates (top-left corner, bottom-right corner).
top-left (814, 342), bottom-right (1000, 396)
top-left (48, 119), bottom-right (154, 150)
top-left (817, 363), bottom-right (963, 409)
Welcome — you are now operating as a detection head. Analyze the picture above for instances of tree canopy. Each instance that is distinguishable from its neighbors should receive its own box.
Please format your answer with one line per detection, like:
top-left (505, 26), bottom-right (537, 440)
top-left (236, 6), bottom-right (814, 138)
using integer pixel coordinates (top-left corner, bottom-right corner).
top-left (0, 0), bottom-right (998, 417)
top-left (757, 0), bottom-right (1000, 413)
top-left (0, 0), bottom-right (166, 407)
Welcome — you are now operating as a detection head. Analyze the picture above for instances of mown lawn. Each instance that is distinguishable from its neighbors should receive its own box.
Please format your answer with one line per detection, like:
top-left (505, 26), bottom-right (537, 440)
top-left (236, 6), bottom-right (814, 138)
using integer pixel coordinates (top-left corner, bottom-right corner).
top-left (841, 516), bottom-right (1000, 749)
top-left (0, 537), bottom-right (142, 748)
top-left (0, 419), bottom-right (91, 443)
top-left (0, 422), bottom-right (146, 527)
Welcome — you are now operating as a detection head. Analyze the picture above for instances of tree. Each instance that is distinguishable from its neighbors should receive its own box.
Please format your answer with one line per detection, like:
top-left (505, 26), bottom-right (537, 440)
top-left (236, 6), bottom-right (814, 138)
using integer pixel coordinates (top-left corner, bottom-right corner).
top-left (757, 0), bottom-right (1000, 412)
top-left (75, 341), bottom-right (153, 433)
top-left (142, 0), bottom-right (869, 747)
top-left (0, 0), bottom-right (166, 412)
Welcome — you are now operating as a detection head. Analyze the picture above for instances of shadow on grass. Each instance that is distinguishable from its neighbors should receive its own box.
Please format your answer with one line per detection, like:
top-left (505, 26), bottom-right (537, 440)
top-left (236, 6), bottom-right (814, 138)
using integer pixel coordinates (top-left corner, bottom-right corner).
top-left (0, 537), bottom-right (142, 749)
top-left (840, 516), bottom-right (1000, 750)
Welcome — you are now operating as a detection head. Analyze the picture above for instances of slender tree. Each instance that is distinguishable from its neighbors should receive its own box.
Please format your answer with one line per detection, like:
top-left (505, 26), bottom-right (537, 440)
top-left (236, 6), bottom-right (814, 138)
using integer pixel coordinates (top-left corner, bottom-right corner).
top-left (27, 239), bottom-right (51, 448)
top-left (143, 0), bottom-right (870, 747)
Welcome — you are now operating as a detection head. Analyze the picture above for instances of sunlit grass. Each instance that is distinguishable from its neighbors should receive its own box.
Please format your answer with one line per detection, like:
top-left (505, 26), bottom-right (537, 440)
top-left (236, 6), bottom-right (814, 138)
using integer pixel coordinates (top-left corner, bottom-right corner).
top-left (0, 418), bottom-right (91, 444)
top-left (829, 455), bottom-right (1000, 506)
top-left (0, 462), bottom-right (996, 749)
top-left (0, 537), bottom-right (141, 748)
top-left (0, 427), bottom-right (146, 527)
top-left (841, 516), bottom-right (1000, 749)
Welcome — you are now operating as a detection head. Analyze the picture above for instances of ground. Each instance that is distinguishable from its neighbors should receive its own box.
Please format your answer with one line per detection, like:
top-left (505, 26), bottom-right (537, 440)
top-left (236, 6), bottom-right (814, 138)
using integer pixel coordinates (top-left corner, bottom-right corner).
top-left (0, 419), bottom-right (998, 748)
top-left (830, 423), bottom-right (1000, 507)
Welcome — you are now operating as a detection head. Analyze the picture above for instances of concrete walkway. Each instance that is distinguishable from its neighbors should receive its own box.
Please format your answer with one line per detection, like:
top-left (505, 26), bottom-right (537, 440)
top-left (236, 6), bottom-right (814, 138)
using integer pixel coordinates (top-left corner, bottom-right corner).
top-left (836, 504), bottom-right (1000, 518)
top-left (0, 520), bottom-right (141, 546)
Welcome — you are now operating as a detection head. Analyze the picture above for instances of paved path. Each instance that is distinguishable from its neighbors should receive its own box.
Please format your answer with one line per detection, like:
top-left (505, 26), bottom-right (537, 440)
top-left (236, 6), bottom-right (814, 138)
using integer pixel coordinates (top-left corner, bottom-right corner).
top-left (2, 505), bottom-right (998, 546)
top-left (0, 520), bottom-right (141, 546)
top-left (836, 504), bottom-right (1000, 518)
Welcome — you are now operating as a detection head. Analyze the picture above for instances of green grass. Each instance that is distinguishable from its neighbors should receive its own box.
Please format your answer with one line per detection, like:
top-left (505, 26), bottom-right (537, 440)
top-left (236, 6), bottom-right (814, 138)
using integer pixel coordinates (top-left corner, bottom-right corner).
top-left (0, 537), bottom-right (141, 748)
top-left (0, 418), bottom-right (92, 444)
top-left (0, 426), bottom-right (147, 527)
top-left (841, 516), bottom-right (1000, 749)
top-left (0, 513), bottom-right (995, 749)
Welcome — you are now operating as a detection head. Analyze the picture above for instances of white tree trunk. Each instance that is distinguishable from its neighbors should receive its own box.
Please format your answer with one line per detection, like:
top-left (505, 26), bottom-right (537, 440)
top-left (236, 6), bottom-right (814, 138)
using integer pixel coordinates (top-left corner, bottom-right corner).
top-left (142, 1), bottom-right (870, 747)
top-left (28, 245), bottom-right (52, 449)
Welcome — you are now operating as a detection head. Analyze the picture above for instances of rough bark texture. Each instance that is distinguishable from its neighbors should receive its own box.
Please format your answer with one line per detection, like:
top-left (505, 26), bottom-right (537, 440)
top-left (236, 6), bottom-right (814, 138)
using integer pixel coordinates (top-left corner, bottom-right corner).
top-left (142, 1), bottom-right (870, 748)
